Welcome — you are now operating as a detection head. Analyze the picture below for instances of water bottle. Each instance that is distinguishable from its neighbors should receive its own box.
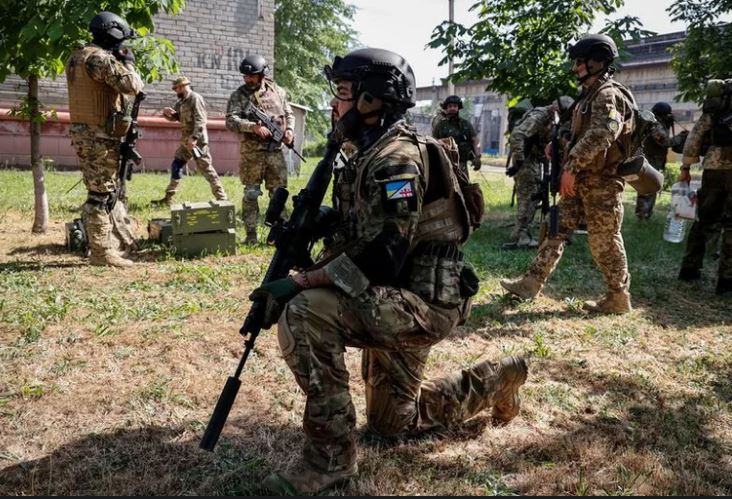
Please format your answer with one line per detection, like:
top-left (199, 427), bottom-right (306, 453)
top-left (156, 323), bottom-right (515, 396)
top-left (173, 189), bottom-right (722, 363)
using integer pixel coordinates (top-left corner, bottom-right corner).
top-left (663, 181), bottom-right (692, 243)
top-left (663, 211), bottom-right (687, 243)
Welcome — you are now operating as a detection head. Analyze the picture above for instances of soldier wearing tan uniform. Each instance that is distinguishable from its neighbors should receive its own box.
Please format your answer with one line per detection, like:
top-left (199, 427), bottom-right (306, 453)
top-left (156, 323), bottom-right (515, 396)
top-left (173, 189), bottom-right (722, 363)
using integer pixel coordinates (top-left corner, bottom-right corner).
top-left (65, 11), bottom-right (143, 268)
top-left (225, 55), bottom-right (295, 244)
top-left (247, 48), bottom-right (528, 495)
top-left (152, 76), bottom-right (227, 205)
top-left (501, 34), bottom-right (635, 314)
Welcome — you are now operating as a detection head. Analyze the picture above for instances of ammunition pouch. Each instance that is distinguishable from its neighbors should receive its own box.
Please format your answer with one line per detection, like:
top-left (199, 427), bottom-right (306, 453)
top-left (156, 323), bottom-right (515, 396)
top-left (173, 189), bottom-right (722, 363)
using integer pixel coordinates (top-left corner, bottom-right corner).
top-left (106, 111), bottom-right (131, 138)
top-left (617, 155), bottom-right (664, 195)
top-left (407, 242), bottom-right (465, 307)
top-left (86, 190), bottom-right (117, 212)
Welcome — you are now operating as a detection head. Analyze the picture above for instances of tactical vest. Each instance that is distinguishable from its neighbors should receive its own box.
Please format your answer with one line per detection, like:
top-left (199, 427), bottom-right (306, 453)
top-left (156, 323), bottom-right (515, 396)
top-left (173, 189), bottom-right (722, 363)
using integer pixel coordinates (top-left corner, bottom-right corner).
top-left (247, 79), bottom-right (287, 130)
top-left (700, 79), bottom-right (732, 147)
top-left (66, 46), bottom-right (120, 127)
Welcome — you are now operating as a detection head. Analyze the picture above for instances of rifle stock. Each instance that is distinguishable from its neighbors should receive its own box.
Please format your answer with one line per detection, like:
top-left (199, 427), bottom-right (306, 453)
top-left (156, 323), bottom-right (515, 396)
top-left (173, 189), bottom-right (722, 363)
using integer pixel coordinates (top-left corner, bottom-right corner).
top-left (199, 135), bottom-right (341, 452)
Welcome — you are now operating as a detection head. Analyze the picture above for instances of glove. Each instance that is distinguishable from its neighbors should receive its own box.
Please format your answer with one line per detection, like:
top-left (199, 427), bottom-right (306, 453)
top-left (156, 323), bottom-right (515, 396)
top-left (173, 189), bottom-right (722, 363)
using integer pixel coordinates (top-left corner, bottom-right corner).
top-left (472, 157), bottom-right (482, 171)
top-left (113, 47), bottom-right (135, 66)
top-left (506, 160), bottom-right (522, 177)
top-left (248, 277), bottom-right (303, 328)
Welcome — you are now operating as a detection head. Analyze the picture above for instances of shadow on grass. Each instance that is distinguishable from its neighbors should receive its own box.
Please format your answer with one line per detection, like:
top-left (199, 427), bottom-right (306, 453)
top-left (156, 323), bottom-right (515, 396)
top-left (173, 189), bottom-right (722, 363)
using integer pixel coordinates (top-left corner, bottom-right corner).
top-left (7, 243), bottom-right (69, 257)
top-left (0, 260), bottom-right (85, 272)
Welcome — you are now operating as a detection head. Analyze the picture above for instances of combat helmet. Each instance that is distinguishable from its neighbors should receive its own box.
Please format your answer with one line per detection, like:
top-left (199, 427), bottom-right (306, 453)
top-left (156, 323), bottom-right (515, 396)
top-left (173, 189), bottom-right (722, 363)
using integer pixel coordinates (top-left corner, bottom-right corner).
top-left (325, 47), bottom-right (416, 110)
top-left (441, 95), bottom-right (464, 110)
top-left (568, 33), bottom-right (619, 62)
top-left (651, 102), bottom-right (673, 117)
top-left (89, 11), bottom-right (137, 49)
top-left (239, 55), bottom-right (268, 75)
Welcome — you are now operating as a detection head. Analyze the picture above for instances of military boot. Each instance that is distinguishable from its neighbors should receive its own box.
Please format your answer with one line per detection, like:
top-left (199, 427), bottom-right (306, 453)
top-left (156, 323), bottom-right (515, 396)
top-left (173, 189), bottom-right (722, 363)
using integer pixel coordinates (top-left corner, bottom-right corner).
top-left (516, 230), bottom-right (539, 249)
top-left (89, 250), bottom-right (133, 268)
top-left (716, 278), bottom-right (732, 296)
top-left (262, 460), bottom-right (358, 495)
top-left (500, 274), bottom-right (542, 299)
top-left (583, 290), bottom-right (632, 314)
top-left (243, 229), bottom-right (258, 245)
top-left (491, 356), bottom-right (529, 424)
top-left (151, 192), bottom-right (175, 207)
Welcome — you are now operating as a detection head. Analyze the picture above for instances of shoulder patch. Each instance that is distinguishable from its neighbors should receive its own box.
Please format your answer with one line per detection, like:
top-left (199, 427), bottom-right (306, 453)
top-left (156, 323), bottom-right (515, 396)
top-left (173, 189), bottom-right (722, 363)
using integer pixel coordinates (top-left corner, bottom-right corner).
top-left (384, 180), bottom-right (415, 200)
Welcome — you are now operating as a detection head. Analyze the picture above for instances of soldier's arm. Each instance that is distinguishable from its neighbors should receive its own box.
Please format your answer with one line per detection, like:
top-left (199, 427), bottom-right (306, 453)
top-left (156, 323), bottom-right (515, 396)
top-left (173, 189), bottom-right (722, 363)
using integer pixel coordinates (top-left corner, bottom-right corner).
top-left (567, 88), bottom-right (625, 172)
top-left (297, 158), bottom-right (424, 297)
top-left (225, 92), bottom-right (257, 133)
top-left (509, 111), bottom-right (546, 162)
top-left (87, 52), bottom-right (143, 95)
top-left (682, 113), bottom-right (712, 166)
top-left (191, 94), bottom-right (207, 141)
top-left (432, 121), bottom-right (446, 139)
top-left (650, 122), bottom-right (671, 147)
top-left (279, 86), bottom-right (295, 132)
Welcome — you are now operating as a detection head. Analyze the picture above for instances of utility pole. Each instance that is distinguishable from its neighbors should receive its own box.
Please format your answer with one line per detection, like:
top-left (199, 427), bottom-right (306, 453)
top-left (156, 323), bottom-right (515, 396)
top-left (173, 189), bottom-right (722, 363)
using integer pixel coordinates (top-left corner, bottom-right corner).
top-left (447, 0), bottom-right (455, 96)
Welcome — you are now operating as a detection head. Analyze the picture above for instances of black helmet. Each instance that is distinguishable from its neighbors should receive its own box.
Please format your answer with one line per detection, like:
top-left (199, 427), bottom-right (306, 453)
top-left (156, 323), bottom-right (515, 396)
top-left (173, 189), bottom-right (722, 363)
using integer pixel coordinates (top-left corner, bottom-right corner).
top-left (325, 48), bottom-right (416, 109)
top-left (651, 102), bottom-right (672, 116)
top-left (89, 11), bottom-right (136, 49)
top-left (568, 33), bottom-right (619, 62)
top-left (239, 54), bottom-right (268, 75)
top-left (441, 95), bottom-right (463, 110)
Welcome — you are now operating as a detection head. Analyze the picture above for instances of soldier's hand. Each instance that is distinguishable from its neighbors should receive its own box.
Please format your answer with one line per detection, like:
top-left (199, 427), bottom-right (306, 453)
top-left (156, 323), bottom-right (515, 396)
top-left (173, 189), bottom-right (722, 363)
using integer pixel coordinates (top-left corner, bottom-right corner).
top-left (472, 156), bottom-right (482, 171)
top-left (186, 137), bottom-right (197, 151)
top-left (248, 277), bottom-right (303, 328)
top-left (253, 124), bottom-right (273, 140)
top-left (544, 143), bottom-right (552, 160)
top-left (506, 160), bottom-right (522, 177)
top-left (284, 129), bottom-right (294, 145)
top-left (113, 47), bottom-right (135, 66)
top-left (162, 107), bottom-right (176, 119)
top-left (679, 167), bottom-right (692, 184)
top-left (560, 170), bottom-right (577, 198)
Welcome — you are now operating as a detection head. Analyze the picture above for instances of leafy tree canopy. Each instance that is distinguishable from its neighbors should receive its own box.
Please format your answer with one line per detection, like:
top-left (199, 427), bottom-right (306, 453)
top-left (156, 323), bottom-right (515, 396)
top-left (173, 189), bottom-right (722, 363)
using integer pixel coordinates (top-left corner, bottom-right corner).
top-left (274, 0), bottom-right (357, 137)
top-left (668, 0), bottom-right (732, 103)
top-left (428, 0), bottom-right (653, 106)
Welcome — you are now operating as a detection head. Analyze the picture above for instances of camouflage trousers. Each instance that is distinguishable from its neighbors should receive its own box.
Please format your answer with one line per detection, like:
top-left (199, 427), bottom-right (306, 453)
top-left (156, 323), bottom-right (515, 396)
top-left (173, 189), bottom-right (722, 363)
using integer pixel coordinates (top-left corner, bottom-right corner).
top-left (277, 287), bottom-right (507, 473)
top-left (681, 169), bottom-right (732, 280)
top-left (165, 143), bottom-right (227, 200)
top-left (70, 127), bottom-right (136, 255)
top-left (527, 174), bottom-right (630, 293)
top-left (239, 147), bottom-right (288, 231)
top-left (635, 192), bottom-right (657, 220)
top-left (511, 160), bottom-right (542, 240)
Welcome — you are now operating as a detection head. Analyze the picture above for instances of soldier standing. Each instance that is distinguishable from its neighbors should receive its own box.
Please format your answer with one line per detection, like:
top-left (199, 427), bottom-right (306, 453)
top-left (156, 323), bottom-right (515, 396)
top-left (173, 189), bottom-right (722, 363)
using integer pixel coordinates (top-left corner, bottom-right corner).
top-left (65, 11), bottom-right (143, 268)
top-left (501, 34), bottom-right (635, 314)
top-left (505, 96), bottom-right (574, 248)
top-left (225, 55), bottom-right (295, 245)
top-left (635, 102), bottom-right (673, 220)
top-left (248, 48), bottom-right (528, 495)
top-left (151, 76), bottom-right (227, 205)
top-left (677, 96), bottom-right (732, 295)
top-left (432, 95), bottom-right (482, 175)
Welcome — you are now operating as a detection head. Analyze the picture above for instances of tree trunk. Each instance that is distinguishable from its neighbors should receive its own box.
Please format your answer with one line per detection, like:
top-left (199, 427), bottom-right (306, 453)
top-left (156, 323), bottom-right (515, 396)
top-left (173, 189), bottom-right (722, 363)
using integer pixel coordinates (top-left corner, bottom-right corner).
top-left (29, 75), bottom-right (49, 233)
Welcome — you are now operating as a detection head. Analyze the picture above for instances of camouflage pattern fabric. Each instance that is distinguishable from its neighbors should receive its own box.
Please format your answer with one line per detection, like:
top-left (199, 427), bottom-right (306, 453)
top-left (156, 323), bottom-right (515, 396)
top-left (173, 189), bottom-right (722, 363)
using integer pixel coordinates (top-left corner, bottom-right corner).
top-left (174, 90), bottom-right (209, 145)
top-left (509, 106), bottom-right (553, 240)
top-left (636, 121), bottom-right (671, 219)
top-left (275, 121), bottom-right (514, 474)
top-left (238, 148), bottom-right (288, 231)
top-left (680, 169), bottom-right (732, 280)
top-left (163, 144), bottom-right (227, 200)
top-left (432, 114), bottom-right (477, 171)
top-left (682, 113), bottom-right (732, 170)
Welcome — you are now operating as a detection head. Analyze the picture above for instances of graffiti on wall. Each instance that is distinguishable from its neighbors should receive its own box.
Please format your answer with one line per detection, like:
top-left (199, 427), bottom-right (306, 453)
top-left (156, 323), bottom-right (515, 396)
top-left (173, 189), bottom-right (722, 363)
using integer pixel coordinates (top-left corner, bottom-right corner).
top-left (196, 47), bottom-right (250, 71)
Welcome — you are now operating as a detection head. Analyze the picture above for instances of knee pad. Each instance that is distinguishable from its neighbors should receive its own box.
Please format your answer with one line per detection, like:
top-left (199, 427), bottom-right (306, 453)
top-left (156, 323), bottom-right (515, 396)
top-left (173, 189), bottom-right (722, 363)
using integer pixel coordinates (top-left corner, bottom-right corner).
top-left (244, 184), bottom-right (263, 202)
top-left (171, 159), bottom-right (187, 180)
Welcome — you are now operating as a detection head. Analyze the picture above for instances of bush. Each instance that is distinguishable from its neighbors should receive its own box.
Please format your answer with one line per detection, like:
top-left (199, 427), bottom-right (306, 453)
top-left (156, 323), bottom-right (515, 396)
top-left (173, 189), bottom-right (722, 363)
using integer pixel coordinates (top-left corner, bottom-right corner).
top-left (303, 138), bottom-right (327, 157)
top-left (664, 162), bottom-right (681, 191)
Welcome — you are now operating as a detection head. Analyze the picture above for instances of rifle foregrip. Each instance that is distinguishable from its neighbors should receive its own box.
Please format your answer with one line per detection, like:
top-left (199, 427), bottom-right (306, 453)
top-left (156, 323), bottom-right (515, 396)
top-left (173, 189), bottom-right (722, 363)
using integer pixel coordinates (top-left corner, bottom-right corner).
top-left (199, 376), bottom-right (241, 451)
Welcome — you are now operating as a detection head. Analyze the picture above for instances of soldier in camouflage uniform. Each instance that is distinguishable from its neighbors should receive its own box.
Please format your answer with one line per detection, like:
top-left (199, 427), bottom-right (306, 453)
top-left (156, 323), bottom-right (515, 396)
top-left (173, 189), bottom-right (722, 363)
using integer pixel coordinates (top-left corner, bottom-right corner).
top-left (65, 12), bottom-right (143, 268)
top-left (248, 48), bottom-right (528, 495)
top-left (635, 102), bottom-right (673, 220)
top-left (505, 97), bottom-right (574, 247)
top-left (501, 34), bottom-right (635, 314)
top-left (225, 55), bottom-right (295, 244)
top-left (151, 76), bottom-right (227, 205)
top-left (432, 95), bottom-right (481, 176)
top-left (678, 106), bottom-right (732, 295)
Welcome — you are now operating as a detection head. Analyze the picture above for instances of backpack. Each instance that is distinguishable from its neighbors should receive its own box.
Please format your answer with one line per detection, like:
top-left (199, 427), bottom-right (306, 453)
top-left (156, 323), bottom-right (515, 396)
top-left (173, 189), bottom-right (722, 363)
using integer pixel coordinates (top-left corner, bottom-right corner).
top-left (702, 79), bottom-right (732, 147)
top-left (507, 99), bottom-right (534, 133)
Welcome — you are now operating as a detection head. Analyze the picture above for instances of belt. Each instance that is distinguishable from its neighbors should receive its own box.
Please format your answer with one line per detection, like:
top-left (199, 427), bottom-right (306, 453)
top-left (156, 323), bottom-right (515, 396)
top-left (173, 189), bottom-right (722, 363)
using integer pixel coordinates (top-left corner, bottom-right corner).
top-left (413, 241), bottom-right (463, 261)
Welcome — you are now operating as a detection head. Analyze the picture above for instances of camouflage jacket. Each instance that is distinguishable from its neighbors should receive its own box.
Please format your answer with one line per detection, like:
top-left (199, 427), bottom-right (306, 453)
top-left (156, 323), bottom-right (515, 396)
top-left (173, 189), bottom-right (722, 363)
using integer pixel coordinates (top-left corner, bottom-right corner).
top-left (509, 106), bottom-right (552, 163)
top-left (642, 121), bottom-right (671, 169)
top-left (682, 113), bottom-right (732, 170)
top-left (566, 75), bottom-right (635, 177)
top-left (322, 121), bottom-right (466, 310)
top-left (225, 78), bottom-right (295, 151)
top-left (432, 114), bottom-right (476, 164)
top-left (172, 90), bottom-right (209, 145)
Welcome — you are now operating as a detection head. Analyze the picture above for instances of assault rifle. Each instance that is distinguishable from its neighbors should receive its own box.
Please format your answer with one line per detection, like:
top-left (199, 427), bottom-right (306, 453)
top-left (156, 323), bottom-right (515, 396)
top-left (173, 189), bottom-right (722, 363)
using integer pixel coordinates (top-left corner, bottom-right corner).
top-left (200, 134), bottom-right (341, 452)
top-left (536, 110), bottom-right (561, 240)
top-left (242, 102), bottom-right (306, 163)
top-left (117, 91), bottom-right (146, 203)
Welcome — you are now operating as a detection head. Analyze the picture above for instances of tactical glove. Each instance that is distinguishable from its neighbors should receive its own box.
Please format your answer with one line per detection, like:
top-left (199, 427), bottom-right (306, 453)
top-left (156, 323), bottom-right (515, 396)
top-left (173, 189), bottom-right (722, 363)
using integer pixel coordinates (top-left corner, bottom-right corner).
top-left (248, 277), bottom-right (303, 328)
top-left (506, 160), bottom-right (523, 177)
top-left (113, 47), bottom-right (136, 66)
top-left (472, 157), bottom-right (482, 171)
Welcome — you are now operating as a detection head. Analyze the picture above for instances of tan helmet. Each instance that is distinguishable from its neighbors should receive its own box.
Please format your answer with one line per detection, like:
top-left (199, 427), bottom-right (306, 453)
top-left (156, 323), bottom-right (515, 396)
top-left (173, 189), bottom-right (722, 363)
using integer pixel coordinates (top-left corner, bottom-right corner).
top-left (171, 76), bottom-right (190, 89)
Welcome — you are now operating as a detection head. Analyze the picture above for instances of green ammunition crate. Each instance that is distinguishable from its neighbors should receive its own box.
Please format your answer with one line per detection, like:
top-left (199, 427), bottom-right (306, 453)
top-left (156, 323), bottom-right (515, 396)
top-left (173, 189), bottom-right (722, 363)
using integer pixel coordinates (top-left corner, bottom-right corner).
top-left (172, 228), bottom-right (237, 257)
top-left (171, 200), bottom-right (236, 235)
top-left (148, 218), bottom-right (173, 245)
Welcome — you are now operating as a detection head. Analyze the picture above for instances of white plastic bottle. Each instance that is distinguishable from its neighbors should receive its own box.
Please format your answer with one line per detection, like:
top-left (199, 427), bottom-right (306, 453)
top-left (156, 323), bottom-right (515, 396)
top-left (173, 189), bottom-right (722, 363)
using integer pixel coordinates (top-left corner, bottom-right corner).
top-left (663, 181), bottom-right (691, 243)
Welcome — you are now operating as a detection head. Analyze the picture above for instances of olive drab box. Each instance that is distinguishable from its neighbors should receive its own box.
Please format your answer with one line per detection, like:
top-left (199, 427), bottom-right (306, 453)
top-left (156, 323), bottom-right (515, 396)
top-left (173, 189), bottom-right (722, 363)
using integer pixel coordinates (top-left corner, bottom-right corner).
top-left (169, 200), bottom-right (237, 257)
top-left (147, 218), bottom-right (173, 245)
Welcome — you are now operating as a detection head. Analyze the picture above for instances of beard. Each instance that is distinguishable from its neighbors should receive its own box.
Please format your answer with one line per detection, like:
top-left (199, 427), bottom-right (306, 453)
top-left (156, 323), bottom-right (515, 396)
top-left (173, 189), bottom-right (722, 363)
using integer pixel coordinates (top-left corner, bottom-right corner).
top-left (176, 92), bottom-right (185, 99)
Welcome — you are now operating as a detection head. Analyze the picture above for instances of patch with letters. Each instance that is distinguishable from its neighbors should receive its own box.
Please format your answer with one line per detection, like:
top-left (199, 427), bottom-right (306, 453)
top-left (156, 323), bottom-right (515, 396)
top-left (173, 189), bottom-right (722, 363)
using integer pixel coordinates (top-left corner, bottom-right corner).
top-left (607, 109), bottom-right (622, 133)
top-left (384, 180), bottom-right (414, 200)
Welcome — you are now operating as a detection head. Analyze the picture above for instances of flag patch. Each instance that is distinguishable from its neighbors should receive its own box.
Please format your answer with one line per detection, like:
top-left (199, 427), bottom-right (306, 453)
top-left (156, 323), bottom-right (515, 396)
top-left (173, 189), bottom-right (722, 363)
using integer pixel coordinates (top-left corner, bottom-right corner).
top-left (384, 180), bottom-right (414, 200)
